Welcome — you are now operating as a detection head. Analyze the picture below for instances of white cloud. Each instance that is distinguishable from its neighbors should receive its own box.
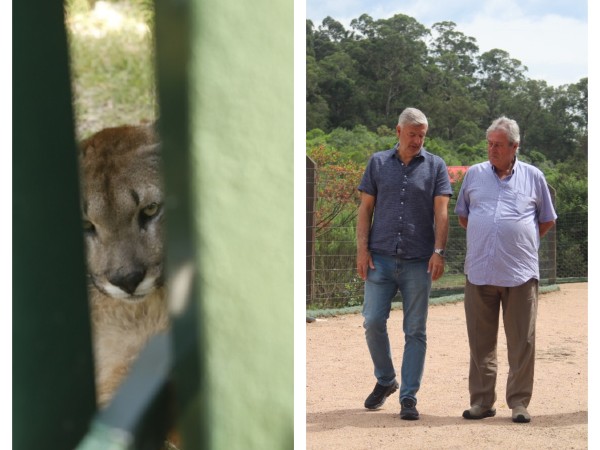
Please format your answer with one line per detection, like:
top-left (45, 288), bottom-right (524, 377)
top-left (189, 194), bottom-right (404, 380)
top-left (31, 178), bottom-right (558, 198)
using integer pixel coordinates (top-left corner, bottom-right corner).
top-left (459, 13), bottom-right (587, 86)
top-left (308, 0), bottom-right (588, 87)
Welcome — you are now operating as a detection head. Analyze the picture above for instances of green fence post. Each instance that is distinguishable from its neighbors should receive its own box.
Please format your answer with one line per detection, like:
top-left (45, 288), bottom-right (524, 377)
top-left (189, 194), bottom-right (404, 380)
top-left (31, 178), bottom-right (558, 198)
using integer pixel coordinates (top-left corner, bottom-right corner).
top-left (13, 1), bottom-right (97, 448)
top-left (169, 0), bottom-right (295, 447)
top-left (154, 0), bottom-right (207, 447)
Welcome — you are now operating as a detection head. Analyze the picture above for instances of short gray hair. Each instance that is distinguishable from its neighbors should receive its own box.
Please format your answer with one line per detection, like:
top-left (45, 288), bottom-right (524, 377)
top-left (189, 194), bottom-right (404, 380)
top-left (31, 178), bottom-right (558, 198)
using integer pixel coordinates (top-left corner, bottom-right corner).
top-left (487, 116), bottom-right (520, 146)
top-left (398, 107), bottom-right (428, 127)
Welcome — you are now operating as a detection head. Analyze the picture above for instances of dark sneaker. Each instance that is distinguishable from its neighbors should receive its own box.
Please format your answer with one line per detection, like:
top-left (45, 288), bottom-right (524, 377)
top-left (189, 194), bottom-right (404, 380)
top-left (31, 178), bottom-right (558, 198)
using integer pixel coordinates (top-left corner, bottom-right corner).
top-left (400, 398), bottom-right (419, 420)
top-left (462, 405), bottom-right (496, 420)
top-left (364, 382), bottom-right (398, 409)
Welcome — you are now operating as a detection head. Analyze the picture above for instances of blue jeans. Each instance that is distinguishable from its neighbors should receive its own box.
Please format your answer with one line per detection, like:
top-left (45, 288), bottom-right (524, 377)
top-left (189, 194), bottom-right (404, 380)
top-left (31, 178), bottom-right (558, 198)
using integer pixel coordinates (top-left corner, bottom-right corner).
top-left (362, 253), bottom-right (431, 403)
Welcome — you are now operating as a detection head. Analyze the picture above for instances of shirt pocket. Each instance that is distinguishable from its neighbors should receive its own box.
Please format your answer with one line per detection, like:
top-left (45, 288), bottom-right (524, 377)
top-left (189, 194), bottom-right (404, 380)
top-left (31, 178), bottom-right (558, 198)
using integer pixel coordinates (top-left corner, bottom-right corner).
top-left (499, 188), bottom-right (536, 218)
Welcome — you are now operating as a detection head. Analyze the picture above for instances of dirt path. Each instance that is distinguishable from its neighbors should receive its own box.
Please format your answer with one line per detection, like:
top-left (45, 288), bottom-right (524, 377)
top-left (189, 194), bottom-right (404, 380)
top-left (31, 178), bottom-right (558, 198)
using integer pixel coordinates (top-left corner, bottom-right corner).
top-left (306, 283), bottom-right (588, 449)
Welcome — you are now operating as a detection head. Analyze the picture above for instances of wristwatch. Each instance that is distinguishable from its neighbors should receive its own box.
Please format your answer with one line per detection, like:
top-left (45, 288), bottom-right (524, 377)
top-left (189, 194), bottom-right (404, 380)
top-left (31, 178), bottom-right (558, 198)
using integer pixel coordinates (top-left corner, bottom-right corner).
top-left (434, 248), bottom-right (446, 257)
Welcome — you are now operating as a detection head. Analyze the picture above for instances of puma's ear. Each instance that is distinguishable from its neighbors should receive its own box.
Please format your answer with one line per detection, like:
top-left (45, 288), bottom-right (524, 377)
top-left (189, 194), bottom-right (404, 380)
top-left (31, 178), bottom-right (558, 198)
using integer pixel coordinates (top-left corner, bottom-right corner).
top-left (137, 143), bottom-right (161, 161)
top-left (80, 143), bottom-right (94, 158)
top-left (148, 142), bottom-right (161, 154)
top-left (78, 131), bottom-right (94, 157)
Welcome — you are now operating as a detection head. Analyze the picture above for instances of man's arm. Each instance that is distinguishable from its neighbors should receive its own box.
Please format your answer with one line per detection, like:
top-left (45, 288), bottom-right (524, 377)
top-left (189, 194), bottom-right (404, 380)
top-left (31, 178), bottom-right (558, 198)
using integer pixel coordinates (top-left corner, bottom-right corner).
top-left (539, 220), bottom-right (555, 238)
top-left (458, 216), bottom-right (468, 230)
top-left (356, 192), bottom-right (376, 281)
top-left (429, 194), bottom-right (450, 281)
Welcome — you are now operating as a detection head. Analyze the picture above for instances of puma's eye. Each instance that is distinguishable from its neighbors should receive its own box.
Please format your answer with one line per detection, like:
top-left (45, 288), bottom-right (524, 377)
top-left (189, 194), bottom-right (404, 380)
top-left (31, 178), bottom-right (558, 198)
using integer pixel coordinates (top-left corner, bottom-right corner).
top-left (83, 220), bottom-right (95, 233)
top-left (142, 202), bottom-right (161, 218)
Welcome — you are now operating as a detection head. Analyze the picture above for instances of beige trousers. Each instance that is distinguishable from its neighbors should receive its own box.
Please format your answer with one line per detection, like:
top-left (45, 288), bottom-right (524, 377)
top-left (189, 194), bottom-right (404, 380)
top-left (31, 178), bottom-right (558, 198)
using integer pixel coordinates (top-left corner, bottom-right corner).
top-left (464, 278), bottom-right (538, 409)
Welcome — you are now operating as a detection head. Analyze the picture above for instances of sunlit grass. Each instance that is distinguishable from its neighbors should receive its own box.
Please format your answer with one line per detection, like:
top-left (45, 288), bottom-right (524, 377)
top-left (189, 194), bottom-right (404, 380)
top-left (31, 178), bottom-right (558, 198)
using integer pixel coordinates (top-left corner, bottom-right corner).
top-left (65, 0), bottom-right (157, 140)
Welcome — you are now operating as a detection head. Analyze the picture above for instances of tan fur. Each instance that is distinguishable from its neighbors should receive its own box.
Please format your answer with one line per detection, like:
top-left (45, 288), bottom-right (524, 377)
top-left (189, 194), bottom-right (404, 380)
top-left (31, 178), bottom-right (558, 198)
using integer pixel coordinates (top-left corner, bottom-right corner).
top-left (79, 124), bottom-right (168, 407)
top-left (90, 287), bottom-right (169, 405)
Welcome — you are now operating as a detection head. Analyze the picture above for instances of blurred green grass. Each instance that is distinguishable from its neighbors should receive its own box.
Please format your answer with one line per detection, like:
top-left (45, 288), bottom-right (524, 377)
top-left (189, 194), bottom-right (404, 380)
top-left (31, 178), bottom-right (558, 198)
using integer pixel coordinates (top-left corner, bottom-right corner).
top-left (65, 0), bottom-right (157, 140)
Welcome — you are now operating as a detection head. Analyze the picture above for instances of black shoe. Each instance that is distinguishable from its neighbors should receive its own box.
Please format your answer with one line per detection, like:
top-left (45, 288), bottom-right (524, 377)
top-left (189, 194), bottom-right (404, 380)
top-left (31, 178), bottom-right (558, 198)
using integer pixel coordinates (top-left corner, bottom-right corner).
top-left (400, 398), bottom-right (419, 420)
top-left (462, 406), bottom-right (496, 420)
top-left (364, 382), bottom-right (398, 409)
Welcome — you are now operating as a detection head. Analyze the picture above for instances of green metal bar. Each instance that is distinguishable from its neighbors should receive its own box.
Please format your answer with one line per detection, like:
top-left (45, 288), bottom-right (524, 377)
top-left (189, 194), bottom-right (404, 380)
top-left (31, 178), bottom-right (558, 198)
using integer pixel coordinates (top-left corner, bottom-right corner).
top-left (190, 0), bottom-right (295, 447)
top-left (154, 0), bottom-right (207, 448)
top-left (13, 1), bottom-right (97, 449)
top-left (75, 333), bottom-right (175, 450)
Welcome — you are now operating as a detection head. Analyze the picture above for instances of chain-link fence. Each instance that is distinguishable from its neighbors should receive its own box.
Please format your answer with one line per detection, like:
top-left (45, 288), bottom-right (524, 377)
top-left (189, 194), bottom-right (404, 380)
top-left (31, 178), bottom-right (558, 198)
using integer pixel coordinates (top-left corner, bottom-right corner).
top-left (306, 163), bottom-right (587, 310)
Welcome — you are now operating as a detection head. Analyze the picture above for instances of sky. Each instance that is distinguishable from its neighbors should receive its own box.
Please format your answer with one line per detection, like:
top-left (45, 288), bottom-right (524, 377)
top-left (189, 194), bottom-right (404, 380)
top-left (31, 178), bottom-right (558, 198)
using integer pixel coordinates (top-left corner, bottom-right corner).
top-left (306, 0), bottom-right (589, 87)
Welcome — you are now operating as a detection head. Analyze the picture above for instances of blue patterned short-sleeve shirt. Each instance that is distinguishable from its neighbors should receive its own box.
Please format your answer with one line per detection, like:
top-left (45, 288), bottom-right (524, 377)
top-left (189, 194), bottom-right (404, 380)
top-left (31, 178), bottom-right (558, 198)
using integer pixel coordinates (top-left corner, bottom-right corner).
top-left (358, 145), bottom-right (453, 259)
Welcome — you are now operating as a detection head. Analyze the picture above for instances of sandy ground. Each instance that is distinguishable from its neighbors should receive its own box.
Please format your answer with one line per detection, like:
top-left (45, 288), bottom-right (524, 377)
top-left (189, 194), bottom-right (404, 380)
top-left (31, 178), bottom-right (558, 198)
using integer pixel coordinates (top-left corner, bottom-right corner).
top-left (306, 283), bottom-right (588, 450)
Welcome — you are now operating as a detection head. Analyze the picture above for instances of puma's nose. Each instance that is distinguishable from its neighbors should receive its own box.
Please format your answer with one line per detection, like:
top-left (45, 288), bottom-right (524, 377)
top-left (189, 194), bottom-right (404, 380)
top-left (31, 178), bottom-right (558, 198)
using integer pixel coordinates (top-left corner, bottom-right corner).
top-left (108, 269), bottom-right (146, 295)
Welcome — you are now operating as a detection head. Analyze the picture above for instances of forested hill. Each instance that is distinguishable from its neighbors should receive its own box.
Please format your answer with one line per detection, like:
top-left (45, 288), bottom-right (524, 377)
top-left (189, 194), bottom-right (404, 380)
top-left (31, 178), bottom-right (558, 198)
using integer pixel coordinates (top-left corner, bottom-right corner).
top-left (306, 14), bottom-right (587, 165)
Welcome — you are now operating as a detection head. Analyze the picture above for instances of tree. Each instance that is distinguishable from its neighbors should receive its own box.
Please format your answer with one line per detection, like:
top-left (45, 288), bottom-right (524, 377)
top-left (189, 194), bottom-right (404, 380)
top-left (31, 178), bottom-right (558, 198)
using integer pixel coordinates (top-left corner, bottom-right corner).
top-left (306, 54), bottom-right (330, 130)
top-left (429, 21), bottom-right (479, 80)
top-left (317, 51), bottom-right (364, 129)
top-left (476, 49), bottom-right (527, 124)
top-left (347, 14), bottom-right (430, 126)
top-left (422, 22), bottom-right (486, 139)
top-left (307, 144), bottom-right (363, 237)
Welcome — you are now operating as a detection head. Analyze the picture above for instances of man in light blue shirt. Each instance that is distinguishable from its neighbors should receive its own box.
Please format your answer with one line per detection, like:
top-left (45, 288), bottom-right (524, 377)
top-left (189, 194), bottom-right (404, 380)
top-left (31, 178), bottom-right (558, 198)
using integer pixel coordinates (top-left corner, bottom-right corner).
top-left (455, 116), bottom-right (556, 424)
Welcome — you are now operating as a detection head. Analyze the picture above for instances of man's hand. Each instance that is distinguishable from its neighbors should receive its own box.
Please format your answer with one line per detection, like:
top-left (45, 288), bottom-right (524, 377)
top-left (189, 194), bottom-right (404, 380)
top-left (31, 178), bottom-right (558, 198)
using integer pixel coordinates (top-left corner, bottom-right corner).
top-left (428, 253), bottom-right (445, 281)
top-left (357, 248), bottom-right (375, 281)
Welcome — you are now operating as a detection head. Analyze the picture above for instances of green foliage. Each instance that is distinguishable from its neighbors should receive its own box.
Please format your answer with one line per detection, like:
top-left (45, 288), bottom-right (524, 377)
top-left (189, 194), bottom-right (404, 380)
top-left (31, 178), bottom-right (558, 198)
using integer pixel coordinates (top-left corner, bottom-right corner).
top-left (65, 0), bottom-right (157, 139)
top-left (307, 125), bottom-right (397, 165)
top-left (306, 14), bottom-right (588, 166)
top-left (419, 138), bottom-right (455, 165)
top-left (546, 159), bottom-right (587, 278)
top-left (307, 144), bottom-right (363, 234)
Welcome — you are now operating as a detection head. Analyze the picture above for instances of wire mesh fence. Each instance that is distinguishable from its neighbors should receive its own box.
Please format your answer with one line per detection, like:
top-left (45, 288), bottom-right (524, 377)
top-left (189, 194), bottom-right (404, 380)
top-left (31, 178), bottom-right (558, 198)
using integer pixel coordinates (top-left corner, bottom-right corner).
top-left (306, 162), bottom-right (587, 310)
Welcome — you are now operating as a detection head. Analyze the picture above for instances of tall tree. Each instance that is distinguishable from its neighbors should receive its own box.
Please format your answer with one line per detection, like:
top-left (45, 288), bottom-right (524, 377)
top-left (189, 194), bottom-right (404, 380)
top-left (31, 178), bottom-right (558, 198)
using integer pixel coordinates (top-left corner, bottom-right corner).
top-left (477, 49), bottom-right (527, 124)
top-left (429, 21), bottom-right (479, 79)
top-left (349, 14), bottom-right (430, 126)
top-left (306, 54), bottom-right (330, 131)
top-left (317, 51), bottom-right (363, 129)
top-left (423, 21), bottom-right (485, 140)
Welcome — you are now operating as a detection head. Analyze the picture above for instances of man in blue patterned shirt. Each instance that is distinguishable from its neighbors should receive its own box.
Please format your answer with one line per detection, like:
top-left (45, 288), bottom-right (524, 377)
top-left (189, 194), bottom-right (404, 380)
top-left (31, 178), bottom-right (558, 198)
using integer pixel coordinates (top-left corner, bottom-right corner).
top-left (455, 116), bottom-right (557, 424)
top-left (357, 107), bottom-right (452, 420)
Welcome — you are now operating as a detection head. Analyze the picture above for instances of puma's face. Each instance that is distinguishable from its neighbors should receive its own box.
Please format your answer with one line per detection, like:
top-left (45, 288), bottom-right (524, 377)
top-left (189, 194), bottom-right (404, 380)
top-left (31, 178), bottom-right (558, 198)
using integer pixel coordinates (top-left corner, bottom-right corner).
top-left (79, 124), bottom-right (164, 301)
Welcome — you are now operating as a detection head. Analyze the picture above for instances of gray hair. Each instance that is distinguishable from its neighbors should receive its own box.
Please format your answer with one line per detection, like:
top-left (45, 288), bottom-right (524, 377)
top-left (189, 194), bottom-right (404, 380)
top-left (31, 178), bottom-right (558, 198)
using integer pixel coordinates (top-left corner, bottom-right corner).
top-left (398, 107), bottom-right (428, 127)
top-left (487, 116), bottom-right (520, 146)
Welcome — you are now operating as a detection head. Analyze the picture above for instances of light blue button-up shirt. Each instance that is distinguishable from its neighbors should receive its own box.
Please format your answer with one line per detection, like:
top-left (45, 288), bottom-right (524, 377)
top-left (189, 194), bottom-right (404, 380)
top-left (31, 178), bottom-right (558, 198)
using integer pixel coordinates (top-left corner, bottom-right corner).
top-left (454, 159), bottom-right (557, 287)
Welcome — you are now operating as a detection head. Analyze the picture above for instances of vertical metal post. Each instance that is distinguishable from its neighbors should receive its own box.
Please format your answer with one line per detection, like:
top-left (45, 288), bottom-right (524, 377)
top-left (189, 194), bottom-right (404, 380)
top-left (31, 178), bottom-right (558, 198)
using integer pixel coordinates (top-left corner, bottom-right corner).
top-left (13, 1), bottom-right (97, 448)
top-left (154, 0), bottom-right (207, 447)
top-left (306, 156), bottom-right (317, 307)
top-left (189, 0), bottom-right (295, 446)
top-left (544, 185), bottom-right (558, 285)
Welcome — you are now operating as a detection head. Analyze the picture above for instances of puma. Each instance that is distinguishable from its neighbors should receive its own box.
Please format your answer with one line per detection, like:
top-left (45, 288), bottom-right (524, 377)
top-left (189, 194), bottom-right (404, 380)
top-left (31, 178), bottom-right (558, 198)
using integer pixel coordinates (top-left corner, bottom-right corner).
top-left (78, 123), bottom-right (169, 406)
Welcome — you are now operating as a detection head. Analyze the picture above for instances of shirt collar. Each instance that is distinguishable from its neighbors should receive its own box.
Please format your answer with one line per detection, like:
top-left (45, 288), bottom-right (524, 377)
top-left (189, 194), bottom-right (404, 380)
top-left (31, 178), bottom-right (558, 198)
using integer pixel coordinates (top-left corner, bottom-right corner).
top-left (490, 156), bottom-right (519, 175)
top-left (390, 143), bottom-right (427, 161)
